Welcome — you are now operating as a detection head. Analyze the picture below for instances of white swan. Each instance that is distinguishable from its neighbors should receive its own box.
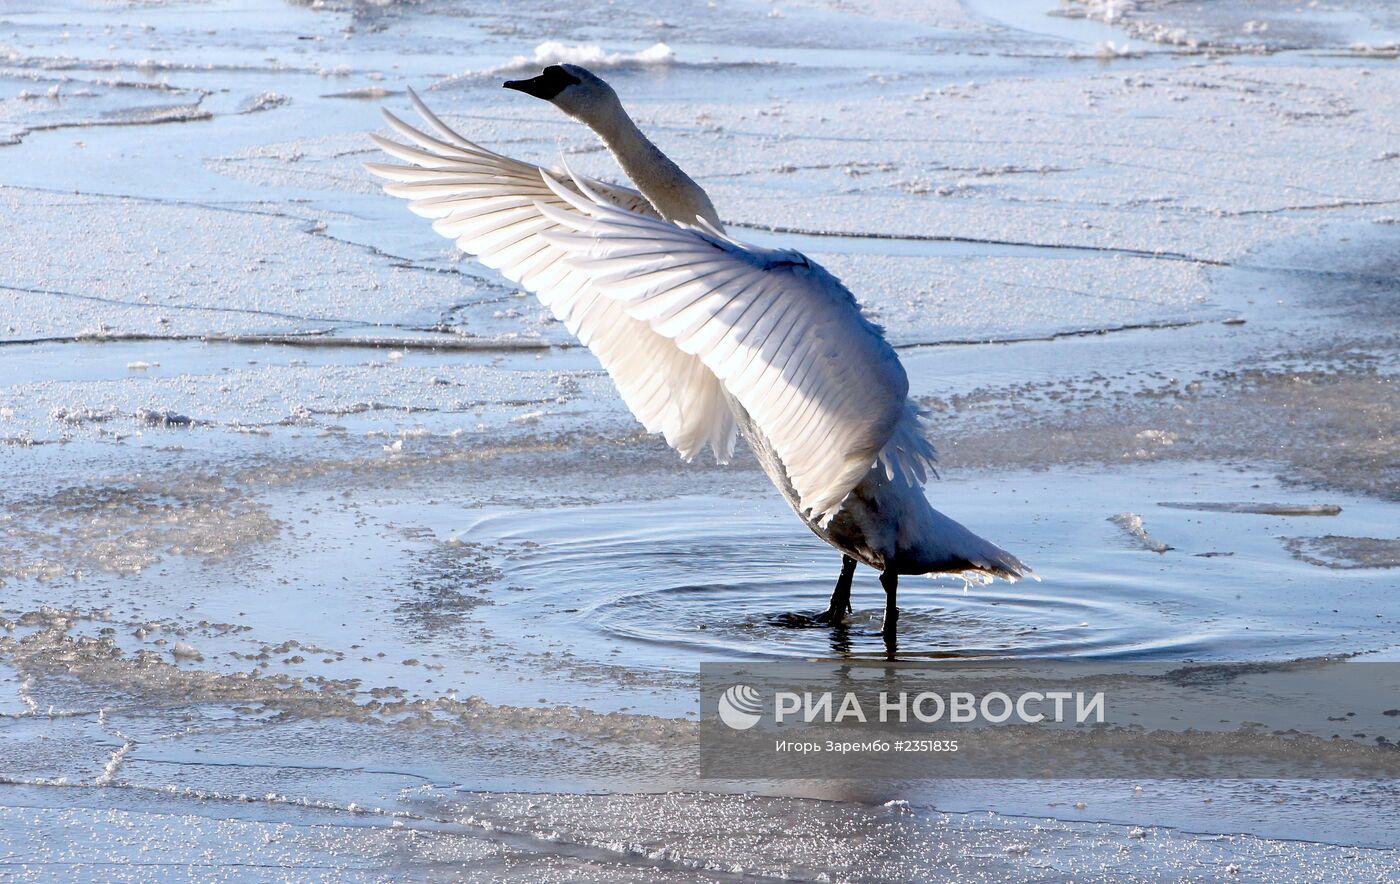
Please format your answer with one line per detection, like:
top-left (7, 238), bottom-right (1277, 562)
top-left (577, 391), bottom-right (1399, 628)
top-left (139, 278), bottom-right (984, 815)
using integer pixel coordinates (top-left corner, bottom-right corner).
top-left (368, 64), bottom-right (1030, 638)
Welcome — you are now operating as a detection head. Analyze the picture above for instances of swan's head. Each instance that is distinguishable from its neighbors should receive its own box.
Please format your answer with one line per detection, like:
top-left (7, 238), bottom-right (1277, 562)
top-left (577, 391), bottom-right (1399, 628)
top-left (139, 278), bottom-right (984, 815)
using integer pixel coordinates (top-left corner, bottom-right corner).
top-left (503, 64), bottom-right (619, 123)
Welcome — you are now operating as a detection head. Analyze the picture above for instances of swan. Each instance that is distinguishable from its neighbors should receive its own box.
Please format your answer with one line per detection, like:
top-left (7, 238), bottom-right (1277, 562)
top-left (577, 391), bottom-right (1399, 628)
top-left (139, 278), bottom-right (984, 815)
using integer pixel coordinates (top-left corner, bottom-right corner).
top-left (368, 64), bottom-right (1031, 638)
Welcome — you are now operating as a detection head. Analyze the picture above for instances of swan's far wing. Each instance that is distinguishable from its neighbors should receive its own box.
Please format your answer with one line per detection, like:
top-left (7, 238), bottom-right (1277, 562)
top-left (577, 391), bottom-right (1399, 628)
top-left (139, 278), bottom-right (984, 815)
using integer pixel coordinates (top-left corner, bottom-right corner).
top-left (540, 175), bottom-right (936, 522)
top-left (367, 92), bottom-right (735, 462)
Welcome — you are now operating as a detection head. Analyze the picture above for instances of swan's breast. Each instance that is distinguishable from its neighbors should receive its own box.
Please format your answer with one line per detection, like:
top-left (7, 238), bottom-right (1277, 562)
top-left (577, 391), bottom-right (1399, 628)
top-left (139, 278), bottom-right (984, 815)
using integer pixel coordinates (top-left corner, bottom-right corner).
top-left (726, 394), bottom-right (896, 570)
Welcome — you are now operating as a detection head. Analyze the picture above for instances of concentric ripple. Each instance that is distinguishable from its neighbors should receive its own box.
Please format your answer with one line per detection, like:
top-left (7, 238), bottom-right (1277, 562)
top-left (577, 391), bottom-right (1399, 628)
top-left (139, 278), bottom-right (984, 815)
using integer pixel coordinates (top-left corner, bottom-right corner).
top-left (460, 491), bottom-right (1231, 669)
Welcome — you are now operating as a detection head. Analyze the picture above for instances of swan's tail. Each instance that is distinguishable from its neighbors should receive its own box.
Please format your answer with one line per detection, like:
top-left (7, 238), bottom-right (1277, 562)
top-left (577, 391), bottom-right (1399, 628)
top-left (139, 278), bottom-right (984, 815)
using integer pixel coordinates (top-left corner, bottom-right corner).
top-left (911, 505), bottom-right (1036, 583)
top-left (965, 542), bottom-right (1035, 583)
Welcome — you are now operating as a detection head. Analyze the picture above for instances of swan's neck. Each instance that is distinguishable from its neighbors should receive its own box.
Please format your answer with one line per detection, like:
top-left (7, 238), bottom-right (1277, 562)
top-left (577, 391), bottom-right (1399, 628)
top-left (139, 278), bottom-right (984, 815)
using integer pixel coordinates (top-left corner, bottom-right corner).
top-left (585, 101), bottom-right (722, 230)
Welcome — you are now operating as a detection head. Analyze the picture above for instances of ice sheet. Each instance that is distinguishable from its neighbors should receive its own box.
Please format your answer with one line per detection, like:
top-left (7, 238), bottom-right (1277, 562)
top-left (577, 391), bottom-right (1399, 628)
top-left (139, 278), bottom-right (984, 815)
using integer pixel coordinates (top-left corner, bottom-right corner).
top-left (2, 0), bottom-right (1398, 877)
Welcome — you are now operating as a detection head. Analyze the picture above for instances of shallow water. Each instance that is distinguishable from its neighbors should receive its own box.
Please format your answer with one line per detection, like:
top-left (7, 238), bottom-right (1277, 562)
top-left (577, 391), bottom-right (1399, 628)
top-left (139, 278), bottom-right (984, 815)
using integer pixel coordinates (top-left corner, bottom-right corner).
top-left (461, 465), bottom-right (1400, 668)
top-left (2, 0), bottom-right (1399, 877)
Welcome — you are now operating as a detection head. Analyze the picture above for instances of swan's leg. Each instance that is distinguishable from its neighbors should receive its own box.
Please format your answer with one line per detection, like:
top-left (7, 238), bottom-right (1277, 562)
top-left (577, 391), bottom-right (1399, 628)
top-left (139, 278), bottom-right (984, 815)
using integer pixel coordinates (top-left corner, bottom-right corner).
top-left (815, 556), bottom-right (856, 625)
top-left (879, 570), bottom-right (899, 637)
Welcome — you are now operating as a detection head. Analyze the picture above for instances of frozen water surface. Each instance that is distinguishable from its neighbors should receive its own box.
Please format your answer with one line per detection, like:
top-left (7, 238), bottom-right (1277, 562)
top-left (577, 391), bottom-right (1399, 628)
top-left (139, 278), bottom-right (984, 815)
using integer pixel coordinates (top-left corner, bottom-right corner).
top-left (2, 0), bottom-right (1399, 878)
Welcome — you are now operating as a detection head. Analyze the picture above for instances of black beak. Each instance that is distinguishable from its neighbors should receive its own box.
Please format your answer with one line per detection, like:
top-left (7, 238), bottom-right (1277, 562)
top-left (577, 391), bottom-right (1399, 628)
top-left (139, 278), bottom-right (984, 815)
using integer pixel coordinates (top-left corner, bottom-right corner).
top-left (502, 65), bottom-right (580, 101)
top-left (502, 76), bottom-right (551, 99)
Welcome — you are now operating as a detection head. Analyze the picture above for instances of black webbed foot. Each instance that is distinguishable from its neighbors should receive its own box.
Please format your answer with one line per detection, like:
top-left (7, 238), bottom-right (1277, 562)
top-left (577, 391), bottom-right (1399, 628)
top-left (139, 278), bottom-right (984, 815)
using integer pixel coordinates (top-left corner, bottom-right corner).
top-left (768, 611), bottom-right (823, 628)
top-left (769, 556), bottom-right (859, 631)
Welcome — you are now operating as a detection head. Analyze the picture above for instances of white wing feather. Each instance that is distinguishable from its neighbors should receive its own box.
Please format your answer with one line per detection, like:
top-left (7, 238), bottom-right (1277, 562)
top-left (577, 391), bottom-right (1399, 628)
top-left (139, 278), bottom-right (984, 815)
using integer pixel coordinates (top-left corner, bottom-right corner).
top-left (537, 172), bottom-right (936, 521)
top-left (367, 90), bottom-right (735, 462)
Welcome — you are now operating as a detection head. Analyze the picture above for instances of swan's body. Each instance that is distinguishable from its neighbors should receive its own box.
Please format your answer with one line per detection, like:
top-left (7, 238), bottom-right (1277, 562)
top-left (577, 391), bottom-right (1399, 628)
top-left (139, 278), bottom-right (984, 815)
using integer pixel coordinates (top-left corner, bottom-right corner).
top-left (369, 65), bottom-right (1030, 636)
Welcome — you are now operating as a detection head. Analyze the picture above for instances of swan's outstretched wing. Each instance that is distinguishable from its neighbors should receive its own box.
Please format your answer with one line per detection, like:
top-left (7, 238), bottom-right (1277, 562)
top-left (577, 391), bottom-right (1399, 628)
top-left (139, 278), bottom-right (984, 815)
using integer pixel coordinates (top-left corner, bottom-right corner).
top-left (539, 173), bottom-right (937, 522)
top-left (367, 90), bottom-right (735, 462)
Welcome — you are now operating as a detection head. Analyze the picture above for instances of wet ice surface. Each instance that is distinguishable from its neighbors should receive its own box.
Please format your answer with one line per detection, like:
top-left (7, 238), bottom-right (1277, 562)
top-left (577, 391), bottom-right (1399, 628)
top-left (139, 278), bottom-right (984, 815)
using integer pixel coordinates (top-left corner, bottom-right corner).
top-left (2, 0), bottom-right (1399, 878)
